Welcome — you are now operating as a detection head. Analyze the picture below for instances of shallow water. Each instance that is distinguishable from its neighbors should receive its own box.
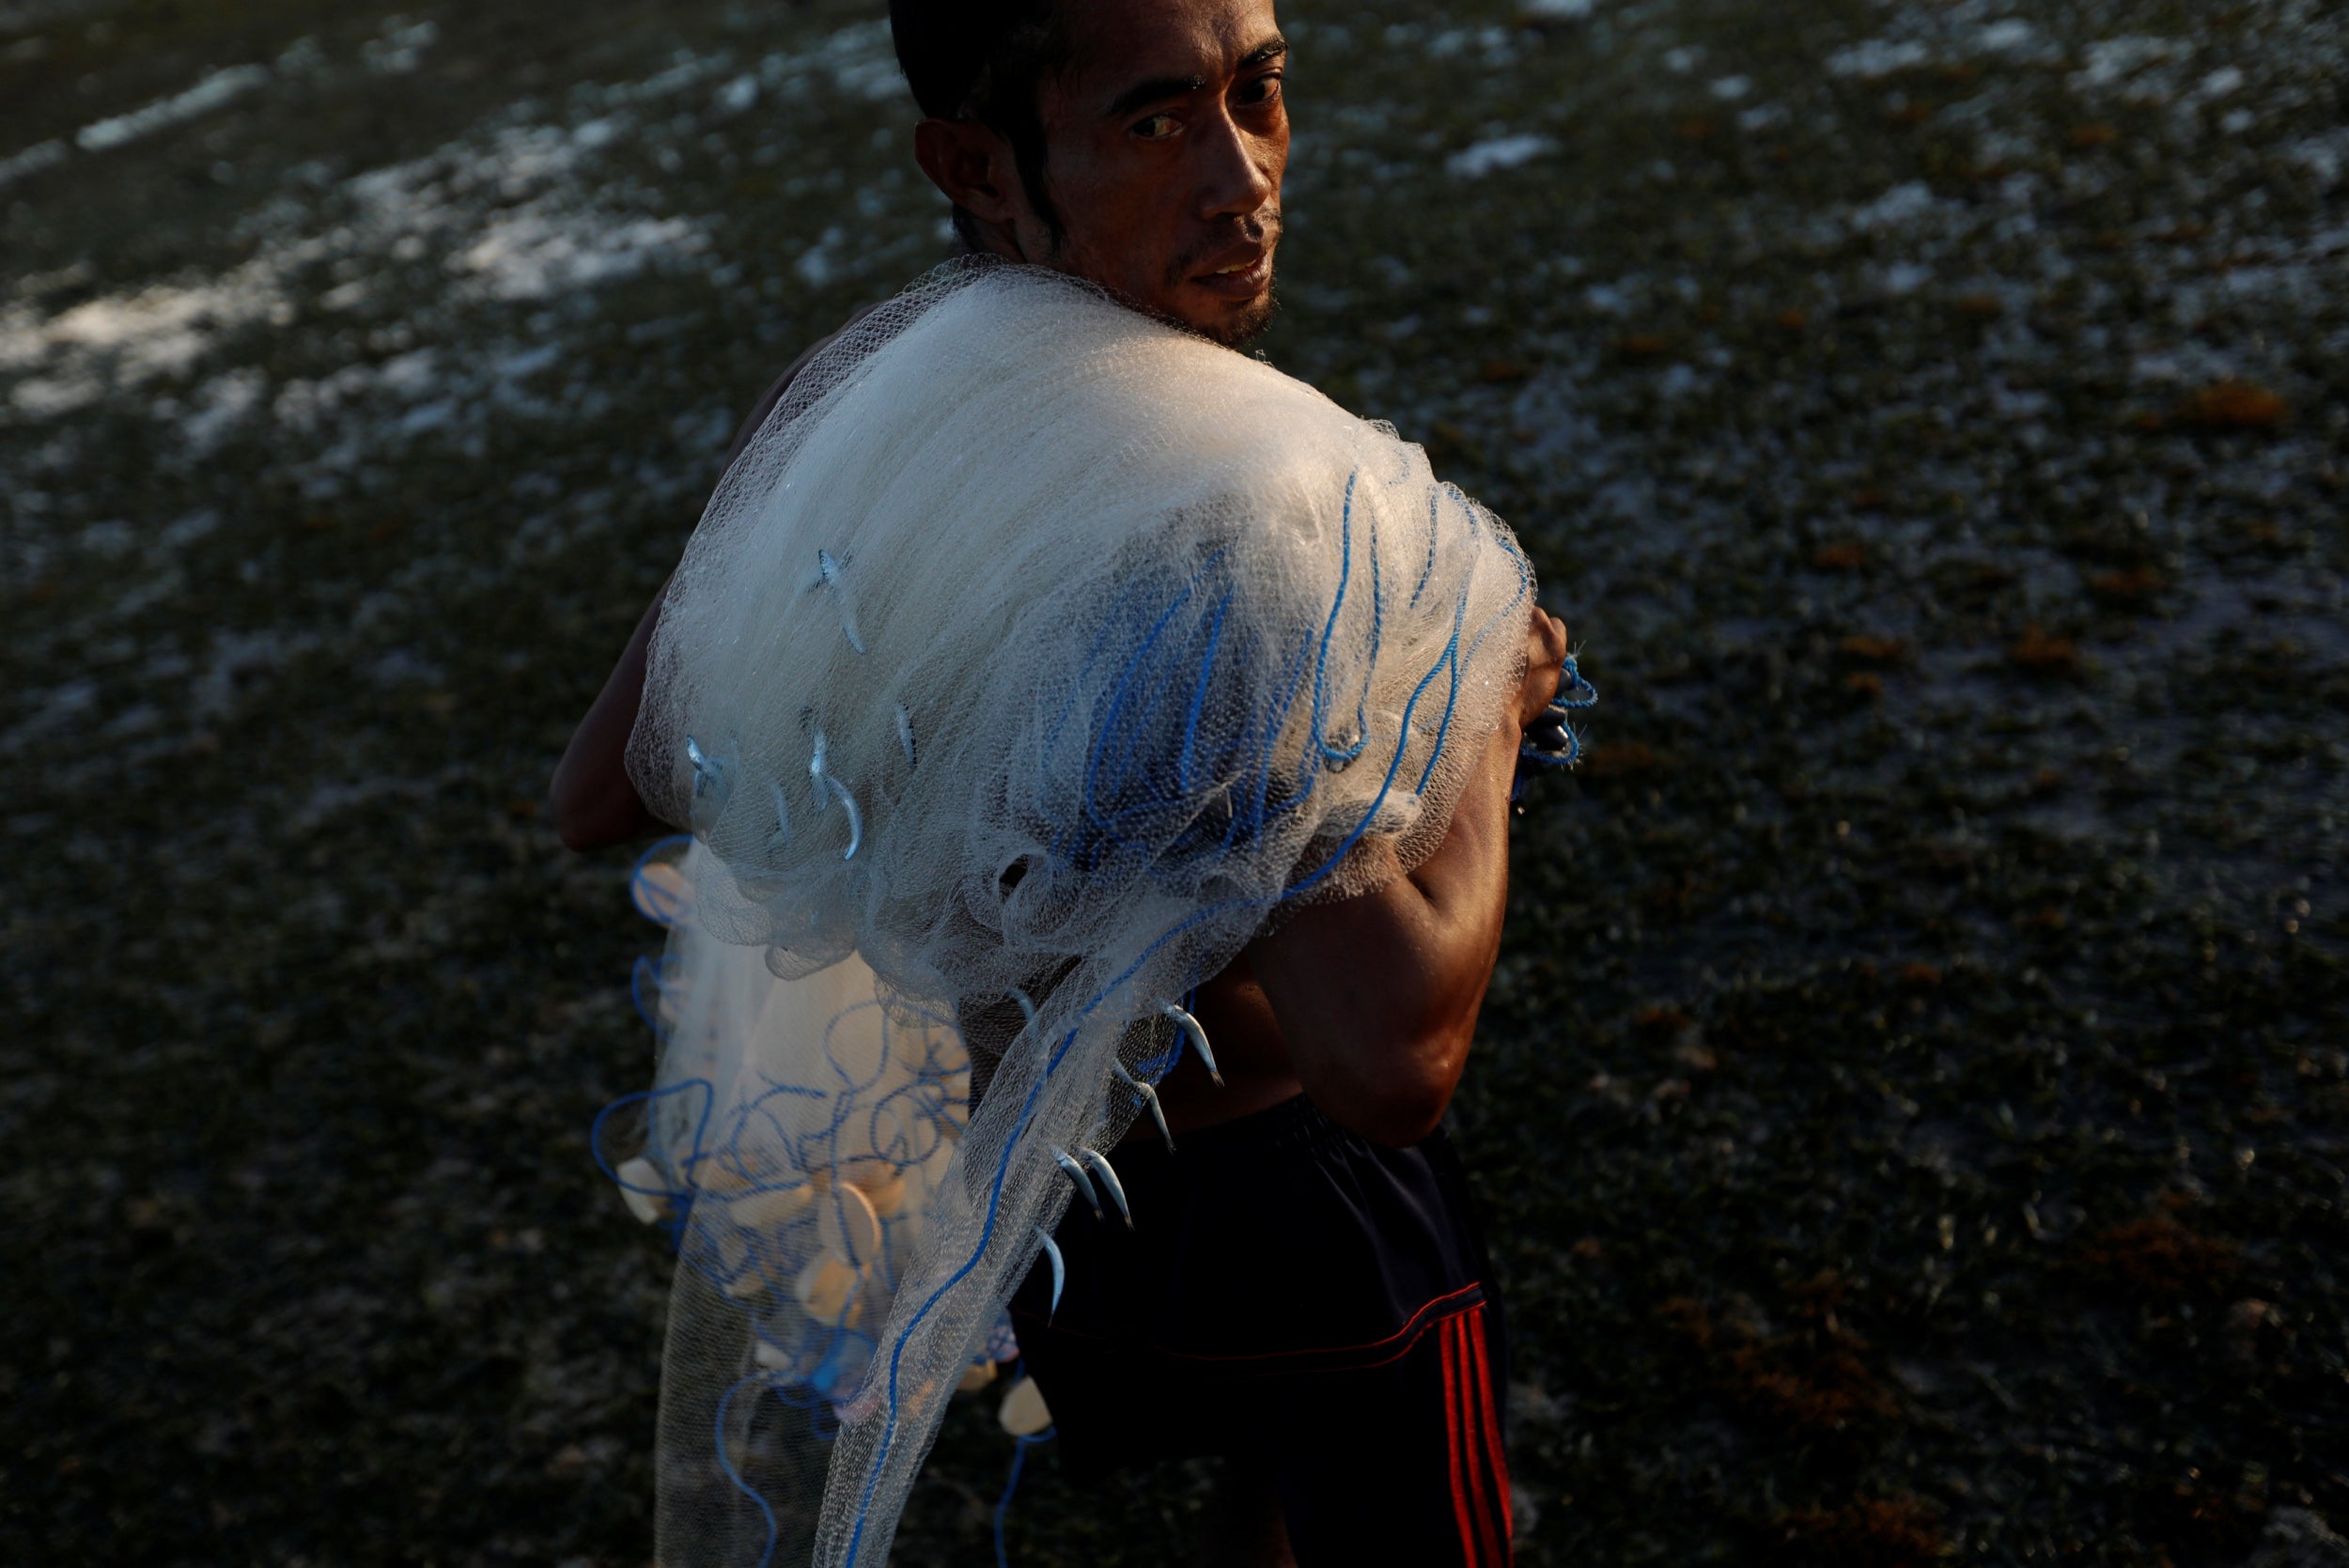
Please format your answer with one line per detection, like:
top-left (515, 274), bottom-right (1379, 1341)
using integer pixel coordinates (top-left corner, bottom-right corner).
top-left (3, 0), bottom-right (2343, 1563)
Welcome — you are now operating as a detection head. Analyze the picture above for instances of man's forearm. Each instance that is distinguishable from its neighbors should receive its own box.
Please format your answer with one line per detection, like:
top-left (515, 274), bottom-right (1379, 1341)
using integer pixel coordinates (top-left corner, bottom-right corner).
top-left (1246, 711), bottom-right (1518, 1144)
top-left (550, 582), bottom-right (668, 851)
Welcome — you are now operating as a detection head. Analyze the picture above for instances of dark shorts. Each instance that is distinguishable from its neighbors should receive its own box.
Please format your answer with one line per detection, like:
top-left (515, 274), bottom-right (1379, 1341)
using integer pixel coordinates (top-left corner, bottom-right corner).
top-left (1009, 1094), bottom-right (1515, 1567)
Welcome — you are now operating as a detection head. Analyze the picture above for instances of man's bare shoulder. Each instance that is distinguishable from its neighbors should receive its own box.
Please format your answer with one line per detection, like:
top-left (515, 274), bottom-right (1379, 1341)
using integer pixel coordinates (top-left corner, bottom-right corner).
top-left (723, 304), bottom-right (884, 470)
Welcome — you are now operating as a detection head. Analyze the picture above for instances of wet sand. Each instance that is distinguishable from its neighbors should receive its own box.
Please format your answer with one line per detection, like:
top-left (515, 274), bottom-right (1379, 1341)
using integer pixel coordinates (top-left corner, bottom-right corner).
top-left (3, 0), bottom-right (2343, 1561)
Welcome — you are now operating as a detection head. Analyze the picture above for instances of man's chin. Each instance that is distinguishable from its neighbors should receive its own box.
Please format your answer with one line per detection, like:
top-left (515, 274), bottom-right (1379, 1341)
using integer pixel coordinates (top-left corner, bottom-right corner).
top-left (1188, 282), bottom-right (1280, 348)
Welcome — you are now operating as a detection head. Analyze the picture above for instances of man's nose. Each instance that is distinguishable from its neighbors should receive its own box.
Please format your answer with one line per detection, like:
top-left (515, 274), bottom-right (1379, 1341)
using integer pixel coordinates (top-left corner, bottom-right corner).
top-left (1193, 104), bottom-right (1280, 222)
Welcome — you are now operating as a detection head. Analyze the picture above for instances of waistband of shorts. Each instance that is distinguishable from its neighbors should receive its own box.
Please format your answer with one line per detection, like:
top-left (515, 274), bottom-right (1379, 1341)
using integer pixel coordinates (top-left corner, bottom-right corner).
top-left (1133, 1092), bottom-right (1442, 1161)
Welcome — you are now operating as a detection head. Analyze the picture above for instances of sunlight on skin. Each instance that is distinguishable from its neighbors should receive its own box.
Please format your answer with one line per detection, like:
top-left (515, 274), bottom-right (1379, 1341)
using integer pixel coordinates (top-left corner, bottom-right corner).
top-left (915, 0), bottom-right (1290, 346)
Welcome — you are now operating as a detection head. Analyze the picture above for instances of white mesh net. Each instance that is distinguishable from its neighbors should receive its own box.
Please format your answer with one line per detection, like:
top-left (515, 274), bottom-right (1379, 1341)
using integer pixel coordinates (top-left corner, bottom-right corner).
top-left (608, 257), bottom-right (1536, 1566)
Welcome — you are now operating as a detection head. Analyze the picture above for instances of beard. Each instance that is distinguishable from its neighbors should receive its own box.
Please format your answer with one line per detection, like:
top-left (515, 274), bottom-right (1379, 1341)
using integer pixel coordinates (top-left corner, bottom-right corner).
top-left (1209, 287), bottom-right (1280, 347)
top-left (1168, 208), bottom-right (1283, 347)
top-left (1040, 209), bottom-right (1285, 349)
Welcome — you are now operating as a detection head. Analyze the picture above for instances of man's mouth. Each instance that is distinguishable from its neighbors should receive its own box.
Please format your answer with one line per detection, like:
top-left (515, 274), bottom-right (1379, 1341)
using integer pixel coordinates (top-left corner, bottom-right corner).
top-left (1191, 245), bottom-right (1274, 300)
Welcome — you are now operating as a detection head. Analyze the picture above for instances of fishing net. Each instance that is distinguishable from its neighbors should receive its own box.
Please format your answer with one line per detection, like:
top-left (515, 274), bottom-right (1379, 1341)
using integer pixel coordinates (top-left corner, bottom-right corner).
top-left (603, 256), bottom-right (1537, 1566)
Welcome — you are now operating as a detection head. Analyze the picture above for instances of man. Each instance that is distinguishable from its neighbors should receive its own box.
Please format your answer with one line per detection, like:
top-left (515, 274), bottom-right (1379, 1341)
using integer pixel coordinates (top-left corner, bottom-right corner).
top-left (553, 3), bottom-right (1567, 1561)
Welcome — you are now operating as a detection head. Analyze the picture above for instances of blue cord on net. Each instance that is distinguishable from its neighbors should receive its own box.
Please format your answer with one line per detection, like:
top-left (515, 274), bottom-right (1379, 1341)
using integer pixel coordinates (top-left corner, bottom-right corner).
top-left (602, 467), bottom-right (1542, 1567)
top-left (1513, 649), bottom-right (1600, 800)
top-left (848, 530), bottom-right (1520, 1566)
top-left (712, 1374), bottom-right (785, 1568)
top-left (991, 1361), bottom-right (1057, 1568)
top-left (629, 833), bottom-right (697, 925)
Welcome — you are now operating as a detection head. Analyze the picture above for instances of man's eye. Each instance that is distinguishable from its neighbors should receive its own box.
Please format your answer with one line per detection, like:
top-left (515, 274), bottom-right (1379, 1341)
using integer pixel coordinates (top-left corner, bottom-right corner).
top-left (1133, 113), bottom-right (1180, 139)
top-left (1238, 73), bottom-right (1283, 106)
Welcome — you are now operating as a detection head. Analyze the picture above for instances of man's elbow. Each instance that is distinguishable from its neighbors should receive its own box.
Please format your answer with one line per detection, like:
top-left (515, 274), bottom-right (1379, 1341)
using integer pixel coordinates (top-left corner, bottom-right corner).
top-left (1316, 1043), bottom-right (1467, 1148)
top-left (548, 760), bottom-right (593, 851)
top-left (549, 762), bottom-right (643, 853)
top-left (552, 800), bottom-right (603, 853)
top-left (1343, 1094), bottom-right (1451, 1149)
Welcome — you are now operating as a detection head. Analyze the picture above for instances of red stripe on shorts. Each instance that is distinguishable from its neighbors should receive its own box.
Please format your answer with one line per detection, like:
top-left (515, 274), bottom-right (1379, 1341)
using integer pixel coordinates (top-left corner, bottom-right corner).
top-left (1441, 1312), bottom-right (1480, 1563)
top-left (1467, 1305), bottom-right (1513, 1553)
top-left (1454, 1312), bottom-right (1501, 1564)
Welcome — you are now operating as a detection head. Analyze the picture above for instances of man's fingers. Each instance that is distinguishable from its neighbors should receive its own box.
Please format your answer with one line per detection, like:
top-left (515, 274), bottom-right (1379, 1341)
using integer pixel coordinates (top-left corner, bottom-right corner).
top-left (1515, 609), bottom-right (1572, 725)
top-left (1518, 645), bottom-right (1561, 724)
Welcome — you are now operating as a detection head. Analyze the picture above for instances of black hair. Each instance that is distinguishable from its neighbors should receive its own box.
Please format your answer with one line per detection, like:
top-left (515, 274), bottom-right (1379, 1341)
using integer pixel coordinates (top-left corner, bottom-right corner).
top-left (889, 0), bottom-right (1068, 249)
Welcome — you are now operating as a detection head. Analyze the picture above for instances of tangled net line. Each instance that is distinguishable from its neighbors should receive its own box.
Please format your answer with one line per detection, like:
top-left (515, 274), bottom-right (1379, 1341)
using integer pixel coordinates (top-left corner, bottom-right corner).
top-left (590, 258), bottom-right (1553, 1568)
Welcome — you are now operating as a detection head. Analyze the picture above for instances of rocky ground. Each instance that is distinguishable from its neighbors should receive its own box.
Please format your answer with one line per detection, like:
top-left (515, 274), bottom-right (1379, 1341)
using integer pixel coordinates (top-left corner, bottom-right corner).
top-left (2, 0), bottom-right (2343, 1563)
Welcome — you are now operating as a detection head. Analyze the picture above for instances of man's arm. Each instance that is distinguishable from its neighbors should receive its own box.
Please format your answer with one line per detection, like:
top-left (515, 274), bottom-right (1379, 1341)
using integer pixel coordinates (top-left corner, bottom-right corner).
top-left (549, 318), bottom-right (868, 853)
top-left (1246, 608), bottom-right (1569, 1145)
top-left (550, 583), bottom-right (671, 850)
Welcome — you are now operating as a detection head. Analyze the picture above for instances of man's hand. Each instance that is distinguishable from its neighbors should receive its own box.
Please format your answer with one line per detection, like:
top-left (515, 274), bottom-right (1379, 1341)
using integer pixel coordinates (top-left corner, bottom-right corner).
top-left (1519, 607), bottom-right (1569, 728)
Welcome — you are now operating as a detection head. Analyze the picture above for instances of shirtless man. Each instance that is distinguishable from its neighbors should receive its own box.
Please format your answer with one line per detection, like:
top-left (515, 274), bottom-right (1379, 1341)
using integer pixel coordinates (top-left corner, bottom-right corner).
top-left (554, 3), bottom-right (1567, 1561)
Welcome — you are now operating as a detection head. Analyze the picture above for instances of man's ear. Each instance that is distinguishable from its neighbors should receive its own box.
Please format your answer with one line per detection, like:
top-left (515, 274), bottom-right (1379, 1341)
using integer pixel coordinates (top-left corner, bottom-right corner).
top-left (913, 118), bottom-right (1023, 232)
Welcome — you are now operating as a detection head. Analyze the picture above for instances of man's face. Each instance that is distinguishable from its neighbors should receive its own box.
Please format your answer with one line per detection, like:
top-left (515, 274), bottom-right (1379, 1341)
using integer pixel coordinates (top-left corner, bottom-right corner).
top-left (1032, 0), bottom-right (1288, 346)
